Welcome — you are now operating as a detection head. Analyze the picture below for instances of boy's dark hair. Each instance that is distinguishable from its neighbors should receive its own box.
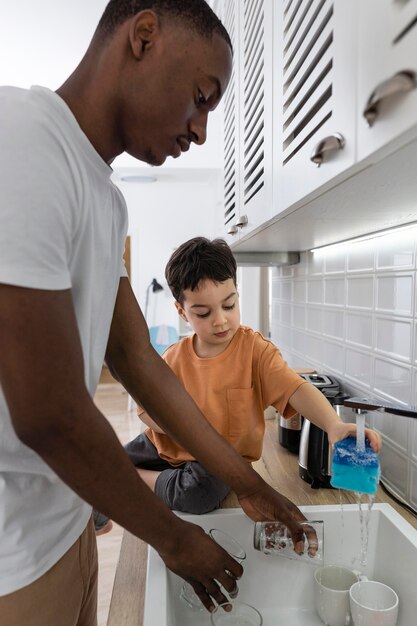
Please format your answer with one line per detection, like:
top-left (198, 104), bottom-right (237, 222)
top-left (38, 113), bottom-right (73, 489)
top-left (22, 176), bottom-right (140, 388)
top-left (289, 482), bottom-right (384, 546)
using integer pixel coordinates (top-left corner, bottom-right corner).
top-left (165, 237), bottom-right (237, 305)
top-left (96, 0), bottom-right (232, 50)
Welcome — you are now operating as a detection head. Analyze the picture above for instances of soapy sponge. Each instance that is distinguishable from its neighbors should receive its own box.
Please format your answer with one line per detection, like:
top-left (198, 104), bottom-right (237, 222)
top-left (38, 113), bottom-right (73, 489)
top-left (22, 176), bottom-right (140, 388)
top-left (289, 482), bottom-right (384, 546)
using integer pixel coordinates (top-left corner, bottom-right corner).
top-left (330, 436), bottom-right (380, 494)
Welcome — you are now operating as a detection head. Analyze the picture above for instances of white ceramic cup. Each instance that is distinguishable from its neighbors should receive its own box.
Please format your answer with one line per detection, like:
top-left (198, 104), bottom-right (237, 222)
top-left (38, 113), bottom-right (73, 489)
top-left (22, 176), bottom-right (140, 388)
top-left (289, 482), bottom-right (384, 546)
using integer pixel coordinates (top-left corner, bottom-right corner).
top-left (349, 580), bottom-right (399, 626)
top-left (314, 565), bottom-right (365, 626)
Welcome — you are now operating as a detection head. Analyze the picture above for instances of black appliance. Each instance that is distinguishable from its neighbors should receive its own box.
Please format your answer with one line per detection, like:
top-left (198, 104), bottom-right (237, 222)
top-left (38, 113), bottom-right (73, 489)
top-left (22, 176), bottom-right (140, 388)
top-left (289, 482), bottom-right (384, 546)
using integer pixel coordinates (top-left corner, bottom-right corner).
top-left (278, 412), bottom-right (303, 453)
top-left (297, 374), bottom-right (344, 488)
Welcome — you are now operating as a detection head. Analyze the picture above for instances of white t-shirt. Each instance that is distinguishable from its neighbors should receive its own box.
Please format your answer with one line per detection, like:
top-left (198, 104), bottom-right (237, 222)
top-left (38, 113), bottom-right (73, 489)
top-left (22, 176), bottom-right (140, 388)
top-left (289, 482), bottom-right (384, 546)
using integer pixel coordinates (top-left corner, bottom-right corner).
top-left (0, 86), bottom-right (128, 595)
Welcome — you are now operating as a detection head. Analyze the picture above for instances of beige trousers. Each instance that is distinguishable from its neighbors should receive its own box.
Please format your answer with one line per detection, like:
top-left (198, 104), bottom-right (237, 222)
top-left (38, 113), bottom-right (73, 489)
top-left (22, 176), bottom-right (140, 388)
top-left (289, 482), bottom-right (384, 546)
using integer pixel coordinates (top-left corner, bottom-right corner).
top-left (0, 517), bottom-right (98, 626)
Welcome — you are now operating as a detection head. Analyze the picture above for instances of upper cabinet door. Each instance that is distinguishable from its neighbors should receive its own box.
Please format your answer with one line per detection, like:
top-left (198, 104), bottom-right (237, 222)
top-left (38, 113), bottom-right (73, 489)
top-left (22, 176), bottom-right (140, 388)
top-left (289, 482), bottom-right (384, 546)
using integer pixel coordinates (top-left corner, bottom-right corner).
top-left (274, 0), bottom-right (357, 212)
top-left (357, 0), bottom-right (417, 162)
top-left (236, 0), bottom-right (274, 242)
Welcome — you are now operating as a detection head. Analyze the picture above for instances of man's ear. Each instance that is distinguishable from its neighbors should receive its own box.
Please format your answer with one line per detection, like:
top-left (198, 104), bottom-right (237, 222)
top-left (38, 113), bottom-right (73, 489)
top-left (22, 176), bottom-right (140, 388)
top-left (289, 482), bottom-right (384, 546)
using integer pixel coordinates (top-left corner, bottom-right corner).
top-left (175, 301), bottom-right (188, 322)
top-left (129, 10), bottom-right (159, 60)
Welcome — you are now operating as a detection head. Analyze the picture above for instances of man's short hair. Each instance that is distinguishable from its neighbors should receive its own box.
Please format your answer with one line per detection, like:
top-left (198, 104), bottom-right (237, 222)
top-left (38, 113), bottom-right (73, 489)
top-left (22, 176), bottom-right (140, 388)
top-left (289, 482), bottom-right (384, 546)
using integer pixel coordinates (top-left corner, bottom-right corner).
top-left (96, 0), bottom-right (232, 50)
top-left (165, 237), bottom-right (237, 305)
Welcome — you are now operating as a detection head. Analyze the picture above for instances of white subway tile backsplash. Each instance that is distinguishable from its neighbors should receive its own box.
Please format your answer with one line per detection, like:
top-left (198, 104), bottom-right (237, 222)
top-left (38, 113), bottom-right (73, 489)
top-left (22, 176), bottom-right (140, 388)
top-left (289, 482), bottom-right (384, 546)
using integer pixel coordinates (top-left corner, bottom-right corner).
top-left (376, 274), bottom-right (413, 315)
top-left (345, 348), bottom-right (372, 387)
top-left (324, 250), bottom-right (346, 274)
top-left (307, 251), bottom-right (324, 275)
top-left (374, 358), bottom-right (411, 404)
top-left (373, 412), bottom-right (409, 452)
top-left (379, 443), bottom-right (408, 500)
top-left (346, 276), bottom-right (374, 309)
top-left (376, 228), bottom-right (416, 270)
top-left (280, 280), bottom-right (292, 302)
top-left (375, 317), bottom-right (412, 361)
top-left (292, 305), bottom-right (306, 329)
top-left (322, 340), bottom-right (345, 373)
top-left (323, 309), bottom-right (345, 339)
top-left (269, 224), bottom-right (417, 513)
top-left (293, 280), bottom-right (306, 303)
top-left (347, 239), bottom-right (375, 272)
top-left (324, 278), bottom-right (345, 305)
top-left (346, 313), bottom-right (373, 348)
top-left (306, 307), bottom-right (323, 333)
top-left (307, 279), bottom-right (323, 304)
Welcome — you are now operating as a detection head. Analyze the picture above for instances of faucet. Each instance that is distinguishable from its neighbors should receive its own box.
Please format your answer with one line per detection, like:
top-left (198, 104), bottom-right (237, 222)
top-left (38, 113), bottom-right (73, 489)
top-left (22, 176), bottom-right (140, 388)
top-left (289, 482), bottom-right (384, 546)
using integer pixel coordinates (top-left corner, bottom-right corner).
top-left (344, 397), bottom-right (417, 419)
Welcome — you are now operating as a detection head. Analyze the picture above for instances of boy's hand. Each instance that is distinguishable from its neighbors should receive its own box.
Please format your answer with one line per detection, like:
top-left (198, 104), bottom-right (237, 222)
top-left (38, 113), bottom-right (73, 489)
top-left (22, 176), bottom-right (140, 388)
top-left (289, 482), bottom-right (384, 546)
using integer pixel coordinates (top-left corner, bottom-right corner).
top-left (157, 519), bottom-right (243, 612)
top-left (237, 483), bottom-right (309, 556)
top-left (327, 421), bottom-right (382, 452)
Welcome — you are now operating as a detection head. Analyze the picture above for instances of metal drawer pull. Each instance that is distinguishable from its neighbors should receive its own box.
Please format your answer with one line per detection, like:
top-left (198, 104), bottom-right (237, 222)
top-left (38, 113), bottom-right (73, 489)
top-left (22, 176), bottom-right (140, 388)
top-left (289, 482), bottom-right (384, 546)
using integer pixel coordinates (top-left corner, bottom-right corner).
top-left (235, 215), bottom-right (248, 228)
top-left (310, 133), bottom-right (345, 167)
top-left (227, 224), bottom-right (238, 235)
top-left (363, 70), bottom-right (417, 127)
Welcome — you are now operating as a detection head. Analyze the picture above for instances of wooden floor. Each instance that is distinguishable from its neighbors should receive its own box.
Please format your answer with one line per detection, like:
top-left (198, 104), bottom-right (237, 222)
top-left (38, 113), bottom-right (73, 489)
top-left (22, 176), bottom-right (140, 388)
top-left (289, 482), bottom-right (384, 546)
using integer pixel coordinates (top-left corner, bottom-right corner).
top-left (94, 383), bottom-right (142, 626)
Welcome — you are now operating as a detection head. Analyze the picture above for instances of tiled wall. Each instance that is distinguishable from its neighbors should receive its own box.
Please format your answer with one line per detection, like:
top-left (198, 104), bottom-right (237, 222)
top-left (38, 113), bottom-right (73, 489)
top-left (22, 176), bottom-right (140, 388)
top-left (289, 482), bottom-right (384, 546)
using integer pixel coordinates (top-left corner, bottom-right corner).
top-left (270, 224), bottom-right (417, 511)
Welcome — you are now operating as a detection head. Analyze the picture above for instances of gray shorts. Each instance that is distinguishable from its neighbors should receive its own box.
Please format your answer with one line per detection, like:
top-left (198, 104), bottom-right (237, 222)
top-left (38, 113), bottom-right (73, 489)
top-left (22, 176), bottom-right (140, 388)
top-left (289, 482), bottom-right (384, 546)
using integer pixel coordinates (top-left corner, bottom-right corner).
top-left (124, 433), bottom-right (230, 515)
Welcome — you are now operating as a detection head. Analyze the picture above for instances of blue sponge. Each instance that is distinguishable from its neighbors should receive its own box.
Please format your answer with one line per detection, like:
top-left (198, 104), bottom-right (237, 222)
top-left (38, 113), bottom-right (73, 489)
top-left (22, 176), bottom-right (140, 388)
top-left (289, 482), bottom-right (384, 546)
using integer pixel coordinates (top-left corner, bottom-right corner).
top-left (330, 436), bottom-right (380, 494)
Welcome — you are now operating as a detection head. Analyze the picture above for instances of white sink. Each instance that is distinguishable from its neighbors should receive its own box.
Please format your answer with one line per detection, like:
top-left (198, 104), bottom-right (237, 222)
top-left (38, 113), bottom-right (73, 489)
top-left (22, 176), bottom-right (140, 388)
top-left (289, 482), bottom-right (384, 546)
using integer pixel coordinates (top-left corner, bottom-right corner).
top-left (144, 504), bottom-right (417, 626)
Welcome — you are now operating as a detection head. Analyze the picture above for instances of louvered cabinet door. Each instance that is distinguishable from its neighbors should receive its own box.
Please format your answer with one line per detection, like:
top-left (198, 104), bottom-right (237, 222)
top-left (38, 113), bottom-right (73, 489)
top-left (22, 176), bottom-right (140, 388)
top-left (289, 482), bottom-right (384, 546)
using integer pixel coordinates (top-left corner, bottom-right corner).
top-left (357, 0), bottom-right (417, 162)
top-left (235, 0), bottom-right (274, 242)
top-left (275, 0), bottom-right (356, 213)
top-left (221, 0), bottom-right (242, 244)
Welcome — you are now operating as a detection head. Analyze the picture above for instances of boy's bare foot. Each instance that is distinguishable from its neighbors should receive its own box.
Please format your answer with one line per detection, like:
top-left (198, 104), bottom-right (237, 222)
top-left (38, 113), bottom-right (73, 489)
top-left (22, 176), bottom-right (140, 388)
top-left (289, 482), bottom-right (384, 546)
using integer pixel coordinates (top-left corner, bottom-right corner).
top-left (95, 519), bottom-right (113, 536)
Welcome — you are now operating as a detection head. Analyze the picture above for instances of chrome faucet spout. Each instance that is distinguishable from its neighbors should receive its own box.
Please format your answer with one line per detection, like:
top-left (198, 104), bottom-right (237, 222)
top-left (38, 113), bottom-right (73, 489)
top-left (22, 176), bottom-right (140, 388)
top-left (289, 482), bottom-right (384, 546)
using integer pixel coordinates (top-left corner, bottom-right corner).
top-left (344, 397), bottom-right (417, 419)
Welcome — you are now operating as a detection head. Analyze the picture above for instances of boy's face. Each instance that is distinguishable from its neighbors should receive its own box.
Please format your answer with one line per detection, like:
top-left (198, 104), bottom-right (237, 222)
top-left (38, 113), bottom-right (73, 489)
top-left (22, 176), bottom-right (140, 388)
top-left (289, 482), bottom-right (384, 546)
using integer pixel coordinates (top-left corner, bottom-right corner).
top-left (176, 278), bottom-right (240, 357)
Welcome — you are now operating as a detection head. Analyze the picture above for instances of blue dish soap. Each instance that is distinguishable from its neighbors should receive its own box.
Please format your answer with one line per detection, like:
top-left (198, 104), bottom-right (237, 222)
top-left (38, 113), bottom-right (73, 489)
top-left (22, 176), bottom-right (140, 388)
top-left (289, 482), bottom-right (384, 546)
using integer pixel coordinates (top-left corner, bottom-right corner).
top-left (330, 436), bottom-right (380, 494)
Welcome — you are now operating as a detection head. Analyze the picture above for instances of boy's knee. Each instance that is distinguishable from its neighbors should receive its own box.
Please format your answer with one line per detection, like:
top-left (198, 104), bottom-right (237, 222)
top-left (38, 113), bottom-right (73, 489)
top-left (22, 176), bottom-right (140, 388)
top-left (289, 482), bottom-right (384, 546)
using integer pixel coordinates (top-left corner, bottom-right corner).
top-left (156, 466), bottom-right (230, 514)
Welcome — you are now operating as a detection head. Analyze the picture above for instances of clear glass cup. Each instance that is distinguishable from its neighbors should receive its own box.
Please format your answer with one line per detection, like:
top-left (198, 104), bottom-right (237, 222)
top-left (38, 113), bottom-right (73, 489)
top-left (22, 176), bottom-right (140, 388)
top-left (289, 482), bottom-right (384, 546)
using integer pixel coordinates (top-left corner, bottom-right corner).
top-left (180, 529), bottom-right (246, 610)
top-left (253, 519), bottom-right (324, 564)
top-left (210, 601), bottom-right (263, 625)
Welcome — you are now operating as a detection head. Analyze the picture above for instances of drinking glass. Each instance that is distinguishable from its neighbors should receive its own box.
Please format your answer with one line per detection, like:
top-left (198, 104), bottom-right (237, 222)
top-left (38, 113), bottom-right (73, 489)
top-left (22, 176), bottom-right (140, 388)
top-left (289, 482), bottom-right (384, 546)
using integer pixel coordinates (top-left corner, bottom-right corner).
top-left (180, 529), bottom-right (246, 610)
top-left (210, 601), bottom-right (263, 625)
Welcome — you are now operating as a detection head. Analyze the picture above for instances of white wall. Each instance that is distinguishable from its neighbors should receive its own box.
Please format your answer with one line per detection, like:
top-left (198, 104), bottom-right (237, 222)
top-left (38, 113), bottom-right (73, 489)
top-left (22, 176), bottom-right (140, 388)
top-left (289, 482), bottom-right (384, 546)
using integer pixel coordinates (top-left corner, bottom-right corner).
top-left (270, 223), bottom-right (417, 510)
top-left (115, 170), bottom-right (223, 330)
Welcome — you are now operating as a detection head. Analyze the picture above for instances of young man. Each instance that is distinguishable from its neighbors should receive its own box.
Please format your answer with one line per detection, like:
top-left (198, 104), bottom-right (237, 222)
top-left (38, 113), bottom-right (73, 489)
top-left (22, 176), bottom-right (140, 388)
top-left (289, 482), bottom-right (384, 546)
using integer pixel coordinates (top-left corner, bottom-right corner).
top-left (94, 237), bottom-right (381, 520)
top-left (0, 1), bottom-right (349, 622)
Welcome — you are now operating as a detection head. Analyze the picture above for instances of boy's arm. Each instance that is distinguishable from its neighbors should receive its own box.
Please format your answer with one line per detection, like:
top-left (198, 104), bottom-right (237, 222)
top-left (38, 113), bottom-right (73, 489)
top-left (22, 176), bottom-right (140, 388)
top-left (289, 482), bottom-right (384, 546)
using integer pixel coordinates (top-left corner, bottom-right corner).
top-left (139, 409), bottom-right (165, 434)
top-left (288, 383), bottom-right (382, 452)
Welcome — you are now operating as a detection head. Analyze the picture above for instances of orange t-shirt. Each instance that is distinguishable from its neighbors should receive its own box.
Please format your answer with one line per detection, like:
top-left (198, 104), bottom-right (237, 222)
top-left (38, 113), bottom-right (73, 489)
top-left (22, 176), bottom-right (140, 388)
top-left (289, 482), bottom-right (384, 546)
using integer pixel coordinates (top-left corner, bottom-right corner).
top-left (143, 326), bottom-right (306, 465)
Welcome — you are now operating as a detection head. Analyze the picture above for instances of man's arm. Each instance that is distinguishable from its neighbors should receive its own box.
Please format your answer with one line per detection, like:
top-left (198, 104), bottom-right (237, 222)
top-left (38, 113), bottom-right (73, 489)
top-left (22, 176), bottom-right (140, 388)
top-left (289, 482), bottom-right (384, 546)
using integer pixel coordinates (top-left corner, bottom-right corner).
top-left (0, 282), bottom-right (242, 611)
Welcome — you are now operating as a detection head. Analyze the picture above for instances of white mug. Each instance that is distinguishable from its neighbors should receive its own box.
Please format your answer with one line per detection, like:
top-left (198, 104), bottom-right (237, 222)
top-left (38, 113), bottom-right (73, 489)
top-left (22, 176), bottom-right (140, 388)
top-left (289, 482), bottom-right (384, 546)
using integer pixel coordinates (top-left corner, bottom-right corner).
top-left (314, 565), bottom-right (366, 626)
top-left (349, 580), bottom-right (399, 626)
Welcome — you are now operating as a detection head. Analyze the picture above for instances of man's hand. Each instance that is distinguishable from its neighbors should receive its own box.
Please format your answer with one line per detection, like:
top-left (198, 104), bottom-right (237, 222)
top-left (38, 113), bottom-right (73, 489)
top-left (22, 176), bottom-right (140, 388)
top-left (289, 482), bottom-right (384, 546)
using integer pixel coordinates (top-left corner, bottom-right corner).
top-left (238, 483), bottom-right (308, 555)
top-left (158, 519), bottom-right (243, 612)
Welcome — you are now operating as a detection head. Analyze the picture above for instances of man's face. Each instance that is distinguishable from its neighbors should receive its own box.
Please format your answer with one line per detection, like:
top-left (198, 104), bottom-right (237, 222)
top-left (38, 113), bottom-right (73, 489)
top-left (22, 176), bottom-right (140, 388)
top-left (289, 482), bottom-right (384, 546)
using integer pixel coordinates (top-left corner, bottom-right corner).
top-left (120, 23), bottom-right (232, 166)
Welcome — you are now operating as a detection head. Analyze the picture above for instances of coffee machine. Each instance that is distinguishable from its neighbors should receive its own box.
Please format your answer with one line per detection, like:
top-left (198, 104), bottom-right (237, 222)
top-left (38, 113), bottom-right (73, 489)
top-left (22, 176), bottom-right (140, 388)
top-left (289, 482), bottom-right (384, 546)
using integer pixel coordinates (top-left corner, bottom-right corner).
top-left (297, 374), bottom-right (344, 488)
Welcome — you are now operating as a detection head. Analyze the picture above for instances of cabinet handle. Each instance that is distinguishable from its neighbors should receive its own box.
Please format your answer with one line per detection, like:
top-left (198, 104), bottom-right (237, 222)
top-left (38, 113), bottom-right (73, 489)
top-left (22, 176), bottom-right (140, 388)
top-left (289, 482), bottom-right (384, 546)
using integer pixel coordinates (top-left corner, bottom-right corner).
top-left (227, 224), bottom-right (239, 235)
top-left (310, 133), bottom-right (345, 167)
top-left (235, 215), bottom-right (248, 228)
top-left (363, 70), bottom-right (417, 127)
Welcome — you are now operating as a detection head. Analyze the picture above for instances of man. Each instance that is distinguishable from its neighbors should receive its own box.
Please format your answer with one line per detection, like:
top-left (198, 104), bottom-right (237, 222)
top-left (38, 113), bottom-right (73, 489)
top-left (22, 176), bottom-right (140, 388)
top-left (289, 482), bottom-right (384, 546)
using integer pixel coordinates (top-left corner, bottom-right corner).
top-left (0, 2), bottom-right (308, 624)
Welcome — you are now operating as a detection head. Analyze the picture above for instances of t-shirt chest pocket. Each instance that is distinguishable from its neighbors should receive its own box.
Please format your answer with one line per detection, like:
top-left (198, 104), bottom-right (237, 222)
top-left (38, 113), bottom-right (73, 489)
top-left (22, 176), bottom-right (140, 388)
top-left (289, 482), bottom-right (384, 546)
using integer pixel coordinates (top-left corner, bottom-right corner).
top-left (226, 387), bottom-right (260, 437)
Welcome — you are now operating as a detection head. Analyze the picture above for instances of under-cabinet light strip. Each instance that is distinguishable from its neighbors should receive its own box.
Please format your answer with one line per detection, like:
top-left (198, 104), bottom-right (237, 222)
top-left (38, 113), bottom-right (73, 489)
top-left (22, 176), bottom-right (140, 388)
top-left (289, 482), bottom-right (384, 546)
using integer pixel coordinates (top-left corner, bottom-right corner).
top-left (310, 222), bottom-right (417, 254)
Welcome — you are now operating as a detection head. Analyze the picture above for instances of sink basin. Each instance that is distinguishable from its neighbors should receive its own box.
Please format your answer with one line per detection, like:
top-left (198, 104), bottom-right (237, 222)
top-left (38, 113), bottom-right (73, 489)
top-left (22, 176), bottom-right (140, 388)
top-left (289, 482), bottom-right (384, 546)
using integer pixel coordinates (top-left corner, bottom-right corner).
top-left (144, 504), bottom-right (417, 625)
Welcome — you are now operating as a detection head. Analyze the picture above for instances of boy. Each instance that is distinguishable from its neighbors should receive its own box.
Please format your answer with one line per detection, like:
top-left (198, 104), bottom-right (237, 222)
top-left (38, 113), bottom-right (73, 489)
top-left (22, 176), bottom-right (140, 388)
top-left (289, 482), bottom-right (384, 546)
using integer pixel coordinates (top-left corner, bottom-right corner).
top-left (95, 237), bottom-right (380, 530)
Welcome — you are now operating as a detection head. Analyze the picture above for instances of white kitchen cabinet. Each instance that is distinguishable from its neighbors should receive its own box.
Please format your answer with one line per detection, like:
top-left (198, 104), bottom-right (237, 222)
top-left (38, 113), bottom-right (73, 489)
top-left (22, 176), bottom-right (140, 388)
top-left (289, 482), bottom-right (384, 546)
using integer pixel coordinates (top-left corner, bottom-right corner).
top-left (274, 0), bottom-right (357, 213)
top-left (357, 0), bottom-right (417, 162)
top-left (219, 0), bottom-right (274, 244)
top-left (217, 0), bottom-right (417, 254)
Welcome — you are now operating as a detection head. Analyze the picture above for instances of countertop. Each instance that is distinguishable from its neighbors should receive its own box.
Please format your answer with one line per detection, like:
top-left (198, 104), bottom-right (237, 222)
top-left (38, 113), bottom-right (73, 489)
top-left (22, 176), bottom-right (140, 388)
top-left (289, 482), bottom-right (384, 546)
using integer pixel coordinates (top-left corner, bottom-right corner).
top-left (107, 419), bottom-right (417, 626)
